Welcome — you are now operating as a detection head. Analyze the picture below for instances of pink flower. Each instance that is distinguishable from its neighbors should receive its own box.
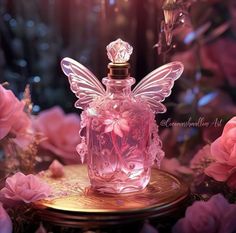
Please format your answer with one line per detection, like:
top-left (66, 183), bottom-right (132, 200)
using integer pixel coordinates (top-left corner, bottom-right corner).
top-left (104, 111), bottom-right (130, 137)
top-left (33, 106), bottom-right (81, 164)
top-left (205, 117), bottom-right (236, 182)
top-left (172, 194), bottom-right (236, 233)
top-left (49, 160), bottom-right (64, 178)
top-left (0, 85), bottom-right (31, 147)
top-left (161, 158), bottom-right (192, 176)
top-left (205, 163), bottom-right (236, 182)
top-left (0, 202), bottom-right (12, 233)
top-left (0, 172), bottom-right (51, 204)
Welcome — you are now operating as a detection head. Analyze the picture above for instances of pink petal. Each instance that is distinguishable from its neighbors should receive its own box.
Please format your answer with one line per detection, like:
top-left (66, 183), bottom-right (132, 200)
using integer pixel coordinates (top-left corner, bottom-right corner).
top-left (211, 137), bottom-right (229, 163)
top-left (121, 111), bottom-right (130, 118)
top-left (113, 124), bottom-right (123, 137)
top-left (49, 160), bottom-right (64, 178)
top-left (119, 119), bottom-right (130, 132)
top-left (204, 162), bottom-right (232, 181)
top-left (5, 173), bottom-right (25, 192)
top-left (228, 143), bottom-right (236, 166)
top-left (104, 119), bottom-right (113, 125)
top-left (104, 124), bottom-right (114, 133)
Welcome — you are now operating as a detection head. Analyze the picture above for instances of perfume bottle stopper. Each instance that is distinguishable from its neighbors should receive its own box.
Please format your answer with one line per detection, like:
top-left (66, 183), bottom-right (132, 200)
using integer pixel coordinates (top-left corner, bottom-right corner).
top-left (106, 39), bottom-right (133, 79)
top-left (106, 38), bottom-right (133, 64)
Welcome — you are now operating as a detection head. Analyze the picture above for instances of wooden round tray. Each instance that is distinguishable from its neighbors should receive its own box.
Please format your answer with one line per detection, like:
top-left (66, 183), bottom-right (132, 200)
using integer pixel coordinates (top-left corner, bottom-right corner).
top-left (34, 164), bottom-right (189, 227)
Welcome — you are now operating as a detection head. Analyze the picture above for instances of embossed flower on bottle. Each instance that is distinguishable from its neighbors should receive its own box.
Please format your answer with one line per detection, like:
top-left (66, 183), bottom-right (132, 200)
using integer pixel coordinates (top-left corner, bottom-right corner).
top-left (104, 111), bottom-right (130, 137)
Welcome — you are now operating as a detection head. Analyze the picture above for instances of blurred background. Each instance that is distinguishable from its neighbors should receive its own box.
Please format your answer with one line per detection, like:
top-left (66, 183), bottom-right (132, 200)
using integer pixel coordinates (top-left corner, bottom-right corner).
top-left (0, 0), bottom-right (236, 159)
top-left (0, 0), bottom-right (162, 113)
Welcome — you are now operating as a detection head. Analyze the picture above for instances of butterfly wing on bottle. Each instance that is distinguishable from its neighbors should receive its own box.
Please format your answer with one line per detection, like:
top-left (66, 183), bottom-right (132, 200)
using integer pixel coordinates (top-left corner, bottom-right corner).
top-left (61, 57), bottom-right (106, 109)
top-left (132, 61), bottom-right (184, 113)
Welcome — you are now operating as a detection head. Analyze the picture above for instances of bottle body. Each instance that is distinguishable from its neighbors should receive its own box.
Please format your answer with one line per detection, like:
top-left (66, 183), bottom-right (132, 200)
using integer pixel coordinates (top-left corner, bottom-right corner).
top-left (85, 77), bottom-right (154, 193)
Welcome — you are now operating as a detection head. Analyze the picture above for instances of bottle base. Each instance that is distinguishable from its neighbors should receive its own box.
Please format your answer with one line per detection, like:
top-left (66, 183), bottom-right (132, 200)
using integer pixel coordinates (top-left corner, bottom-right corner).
top-left (89, 169), bottom-right (151, 194)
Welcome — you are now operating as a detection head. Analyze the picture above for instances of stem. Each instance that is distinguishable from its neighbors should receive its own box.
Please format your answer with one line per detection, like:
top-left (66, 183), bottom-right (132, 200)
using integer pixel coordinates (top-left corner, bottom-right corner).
top-left (111, 132), bottom-right (127, 171)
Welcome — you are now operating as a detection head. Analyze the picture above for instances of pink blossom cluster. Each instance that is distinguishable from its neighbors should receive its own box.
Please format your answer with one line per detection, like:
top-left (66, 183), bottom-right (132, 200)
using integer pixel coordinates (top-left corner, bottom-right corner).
top-left (0, 84), bottom-right (81, 163)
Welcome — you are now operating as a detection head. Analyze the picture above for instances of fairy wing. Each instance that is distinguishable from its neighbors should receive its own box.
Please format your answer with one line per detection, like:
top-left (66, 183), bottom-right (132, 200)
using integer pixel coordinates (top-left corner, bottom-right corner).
top-left (133, 61), bottom-right (184, 113)
top-left (61, 57), bottom-right (106, 109)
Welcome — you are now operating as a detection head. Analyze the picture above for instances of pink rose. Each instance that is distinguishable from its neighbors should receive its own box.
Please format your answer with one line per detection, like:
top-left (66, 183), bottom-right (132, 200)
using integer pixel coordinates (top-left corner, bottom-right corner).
top-left (33, 106), bottom-right (81, 164)
top-left (172, 194), bottom-right (236, 233)
top-left (0, 85), bottom-right (30, 146)
top-left (0, 172), bottom-right (51, 204)
top-left (0, 202), bottom-right (12, 233)
top-left (205, 117), bottom-right (236, 182)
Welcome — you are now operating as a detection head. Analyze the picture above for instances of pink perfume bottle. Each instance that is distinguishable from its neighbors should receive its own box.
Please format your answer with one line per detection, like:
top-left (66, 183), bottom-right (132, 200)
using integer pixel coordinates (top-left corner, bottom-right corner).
top-left (61, 39), bottom-right (184, 193)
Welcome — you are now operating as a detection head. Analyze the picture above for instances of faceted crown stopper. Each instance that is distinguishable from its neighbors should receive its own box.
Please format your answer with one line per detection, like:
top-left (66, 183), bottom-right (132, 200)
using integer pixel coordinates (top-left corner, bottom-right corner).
top-left (106, 38), bottom-right (133, 64)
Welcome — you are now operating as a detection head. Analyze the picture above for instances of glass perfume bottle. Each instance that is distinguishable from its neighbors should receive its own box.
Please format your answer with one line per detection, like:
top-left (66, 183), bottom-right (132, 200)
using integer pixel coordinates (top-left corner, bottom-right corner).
top-left (61, 39), bottom-right (184, 193)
